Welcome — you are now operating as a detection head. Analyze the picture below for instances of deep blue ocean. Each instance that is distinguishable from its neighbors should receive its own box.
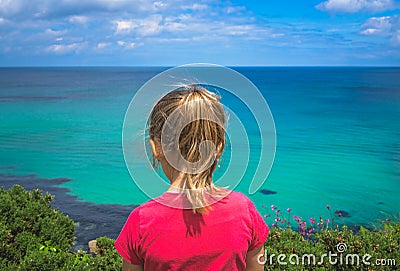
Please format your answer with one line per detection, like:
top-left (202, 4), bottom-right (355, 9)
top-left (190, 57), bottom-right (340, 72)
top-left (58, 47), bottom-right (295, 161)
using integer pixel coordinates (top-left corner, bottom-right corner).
top-left (0, 67), bottom-right (399, 247)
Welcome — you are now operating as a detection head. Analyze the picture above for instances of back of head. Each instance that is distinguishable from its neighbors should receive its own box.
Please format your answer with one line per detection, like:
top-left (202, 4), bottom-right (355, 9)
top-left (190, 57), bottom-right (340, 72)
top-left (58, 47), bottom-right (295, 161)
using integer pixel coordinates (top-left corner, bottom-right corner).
top-left (149, 85), bottom-right (226, 213)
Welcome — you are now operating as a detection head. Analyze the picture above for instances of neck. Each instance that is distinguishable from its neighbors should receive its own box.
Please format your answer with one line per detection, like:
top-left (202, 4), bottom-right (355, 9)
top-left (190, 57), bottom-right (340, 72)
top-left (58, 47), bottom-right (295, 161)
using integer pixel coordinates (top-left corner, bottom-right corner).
top-left (166, 169), bottom-right (185, 192)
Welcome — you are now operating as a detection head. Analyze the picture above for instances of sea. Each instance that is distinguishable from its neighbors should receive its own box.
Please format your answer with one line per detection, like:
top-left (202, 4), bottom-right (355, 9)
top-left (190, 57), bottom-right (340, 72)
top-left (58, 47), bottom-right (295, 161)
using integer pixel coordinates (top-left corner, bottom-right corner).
top-left (0, 67), bottom-right (399, 248)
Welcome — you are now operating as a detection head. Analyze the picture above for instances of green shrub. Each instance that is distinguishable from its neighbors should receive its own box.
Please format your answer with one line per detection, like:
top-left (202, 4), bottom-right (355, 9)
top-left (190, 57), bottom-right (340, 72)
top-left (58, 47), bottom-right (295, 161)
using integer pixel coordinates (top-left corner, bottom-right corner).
top-left (0, 185), bottom-right (122, 270)
top-left (1, 185), bottom-right (398, 271)
top-left (88, 236), bottom-right (122, 271)
top-left (263, 206), bottom-right (400, 271)
top-left (0, 185), bottom-right (75, 269)
top-left (18, 249), bottom-right (76, 271)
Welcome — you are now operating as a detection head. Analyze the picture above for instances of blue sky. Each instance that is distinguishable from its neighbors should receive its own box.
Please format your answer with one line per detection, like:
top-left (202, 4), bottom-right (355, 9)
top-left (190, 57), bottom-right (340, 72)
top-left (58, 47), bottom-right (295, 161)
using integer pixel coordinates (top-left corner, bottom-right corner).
top-left (0, 0), bottom-right (399, 66)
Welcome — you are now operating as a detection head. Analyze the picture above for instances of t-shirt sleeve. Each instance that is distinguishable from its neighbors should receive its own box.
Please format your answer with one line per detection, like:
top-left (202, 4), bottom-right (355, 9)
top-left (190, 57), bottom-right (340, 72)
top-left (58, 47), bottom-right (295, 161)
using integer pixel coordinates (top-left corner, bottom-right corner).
top-left (114, 208), bottom-right (143, 265)
top-left (247, 199), bottom-right (269, 251)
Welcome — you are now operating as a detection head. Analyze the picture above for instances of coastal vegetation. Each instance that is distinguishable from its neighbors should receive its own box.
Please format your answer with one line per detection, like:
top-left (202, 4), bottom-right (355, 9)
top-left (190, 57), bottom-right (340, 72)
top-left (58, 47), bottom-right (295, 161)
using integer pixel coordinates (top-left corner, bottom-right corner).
top-left (263, 205), bottom-right (399, 270)
top-left (0, 185), bottom-right (398, 270)
top-left (0, 185), bottom-right (121, 270)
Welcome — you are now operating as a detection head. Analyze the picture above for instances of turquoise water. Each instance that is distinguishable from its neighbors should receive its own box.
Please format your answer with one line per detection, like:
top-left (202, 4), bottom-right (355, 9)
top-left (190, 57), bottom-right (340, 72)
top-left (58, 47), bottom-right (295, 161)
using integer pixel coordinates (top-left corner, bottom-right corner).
top-left (0, 67), bottom-right (399, 227)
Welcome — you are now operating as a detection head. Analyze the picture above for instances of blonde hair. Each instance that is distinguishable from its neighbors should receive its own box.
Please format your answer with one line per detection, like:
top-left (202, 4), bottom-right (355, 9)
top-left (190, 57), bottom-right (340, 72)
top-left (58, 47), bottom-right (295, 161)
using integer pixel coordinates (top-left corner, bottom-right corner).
top-left (149, 85), bottom-right (227, 213)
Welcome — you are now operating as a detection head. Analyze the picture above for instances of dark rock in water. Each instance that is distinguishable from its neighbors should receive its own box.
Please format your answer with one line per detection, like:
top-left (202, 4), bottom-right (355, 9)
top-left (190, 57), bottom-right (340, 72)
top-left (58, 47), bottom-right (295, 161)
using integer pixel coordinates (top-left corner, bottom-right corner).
top-left (0, 173), bottom-right (137, 251)
top-left (0, 165), bottom-right (16, 170)
top-left (335, 210), bottom-right (350, 218)
top-left (259, 189), bottom-right (277, 195)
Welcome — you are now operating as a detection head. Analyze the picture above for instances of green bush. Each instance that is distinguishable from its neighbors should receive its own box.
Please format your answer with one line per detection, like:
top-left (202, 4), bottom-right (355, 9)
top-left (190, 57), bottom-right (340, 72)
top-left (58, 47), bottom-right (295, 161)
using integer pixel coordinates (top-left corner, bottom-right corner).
top-left (0, 185), bottom-right (75, 269)
top-left (1, 185), bottom-right (398, 271)
top-left (263, 205), bottom-right (400, 270)
top-left (88, 237), bottom-right (123, 271)
top-left (0, 185), bottom-right (122, 270)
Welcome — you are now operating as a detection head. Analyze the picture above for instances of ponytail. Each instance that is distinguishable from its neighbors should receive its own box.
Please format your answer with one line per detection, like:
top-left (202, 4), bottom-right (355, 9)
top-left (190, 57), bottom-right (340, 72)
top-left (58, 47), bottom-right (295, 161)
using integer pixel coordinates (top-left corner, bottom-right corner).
top-left (149, 86), bottom-right (227, 213)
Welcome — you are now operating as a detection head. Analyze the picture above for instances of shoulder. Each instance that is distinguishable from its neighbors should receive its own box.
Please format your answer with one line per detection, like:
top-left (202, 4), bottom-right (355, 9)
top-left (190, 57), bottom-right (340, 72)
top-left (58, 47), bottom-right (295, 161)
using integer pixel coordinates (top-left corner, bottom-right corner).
top-left (129, 198), bottom-right (161, 217)
top-left (223, 191), bottom-right (265, 223)
top-left (129, 196), bottom-right (182, 226)
top-left (208, 190), bottom-right (257, 221)
top-left (224, 191), bottom-right (254, 208)
top-left (227, 190), bottom-right (251, 201)
top-left (125, 199), bottom-right (159, 223)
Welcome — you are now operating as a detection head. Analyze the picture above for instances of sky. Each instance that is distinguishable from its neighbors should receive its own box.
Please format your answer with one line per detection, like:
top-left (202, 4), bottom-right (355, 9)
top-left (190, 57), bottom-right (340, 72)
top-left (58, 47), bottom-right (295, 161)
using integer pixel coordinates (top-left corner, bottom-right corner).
top-left (0, 0), bottom-right (399, 66)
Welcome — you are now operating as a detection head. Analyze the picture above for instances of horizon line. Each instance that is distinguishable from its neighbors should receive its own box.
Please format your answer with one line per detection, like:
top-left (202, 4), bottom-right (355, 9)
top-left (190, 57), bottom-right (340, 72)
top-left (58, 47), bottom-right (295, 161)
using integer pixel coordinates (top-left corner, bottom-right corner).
top-left (1, 65), bottom-right (400, 68)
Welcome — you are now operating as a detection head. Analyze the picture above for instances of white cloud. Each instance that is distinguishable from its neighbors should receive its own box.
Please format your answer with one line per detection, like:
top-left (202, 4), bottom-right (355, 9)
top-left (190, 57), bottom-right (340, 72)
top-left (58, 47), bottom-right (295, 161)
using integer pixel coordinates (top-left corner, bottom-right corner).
top-left (117, 40), bottom-right (136, 49)
top-left (224, 25), bottom-right (253, 36)
top-left (181, 3), bottom-right (208, 11)
top-left (152, 37), bottom-right (192, 43)
top-left (68, 15), bottom-right (89, 24)
top-left (271, 33), bottom-right (285, 38)
top-left (112, 12), bottom-right (279, 44)
top-left (316, 0), bottom-right (394, 13)
top-left (391, 30), bottom-right (400, 45)
top-left (162, 13), bottom-right (268, 39)
top-left (192, 3), bottom-right (208, 10)
top-left (96, 42), bottom-right (110, 49)
top-left (177, 14), bottom-right (190, 21)
top-left (44, 28), bottom-right (67, 36)
top-left (115, 20), bottom-right (135, 34)
top-left (8, 0), bottom-right (394, 63)
top-left (23, 28), bottom-right (68, 43)
top-left (0, 0), bottom-right (171, 21)
top-left (114, 15), bottom-right (162, 36)
top-left (0, 0), bottom-right (275, 57)
top-left (153, 1), bottom-right (167, 9)
top-left (163, 21), bottom-right (186, 32)
top-left (361, 28), bottom-right (379, 34)
top-left (360, 16), bottom-right (391, 35)
top-left (225, 6), bottom-right (246, 14)
top-left (94, 0), bottom-right (168, 12)
top-left (0, 0), bottom-right (23, 17)
top-left (45, 42), bottom-right (86, 53)
top-left (360, 15), bottom-right (400, 46)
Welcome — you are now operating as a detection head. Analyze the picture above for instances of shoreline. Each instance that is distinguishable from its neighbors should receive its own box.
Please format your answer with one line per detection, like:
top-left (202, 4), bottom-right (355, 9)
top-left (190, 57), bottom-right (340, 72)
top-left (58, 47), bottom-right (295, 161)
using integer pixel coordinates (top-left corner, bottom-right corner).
top-left (0, 173), bottom-right (137, 251)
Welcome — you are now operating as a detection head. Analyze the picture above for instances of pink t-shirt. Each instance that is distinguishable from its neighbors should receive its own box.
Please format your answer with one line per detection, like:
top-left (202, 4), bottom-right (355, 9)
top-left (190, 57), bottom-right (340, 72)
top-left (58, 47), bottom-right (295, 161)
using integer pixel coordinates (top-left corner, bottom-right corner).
top-left (115, 191), bottom-right (269, 271)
